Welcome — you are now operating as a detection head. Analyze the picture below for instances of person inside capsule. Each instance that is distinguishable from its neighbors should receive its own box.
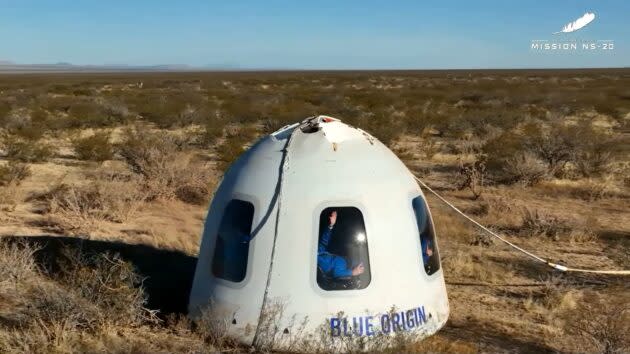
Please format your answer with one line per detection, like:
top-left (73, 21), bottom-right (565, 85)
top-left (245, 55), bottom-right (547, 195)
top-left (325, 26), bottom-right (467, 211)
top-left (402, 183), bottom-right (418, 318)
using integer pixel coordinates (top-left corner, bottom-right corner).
top-left (421, 234), bottom-right (434, 270)
top-left (318, 211), bottom-right (365, 279)
top-left (413, 196), bottom-right (440, 274)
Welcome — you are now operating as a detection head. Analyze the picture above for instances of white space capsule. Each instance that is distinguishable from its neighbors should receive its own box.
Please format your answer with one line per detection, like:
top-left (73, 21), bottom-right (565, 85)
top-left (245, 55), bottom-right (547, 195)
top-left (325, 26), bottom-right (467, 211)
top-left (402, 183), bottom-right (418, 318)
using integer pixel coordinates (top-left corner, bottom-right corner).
top-left (189, 116), bottom-right (449, 352)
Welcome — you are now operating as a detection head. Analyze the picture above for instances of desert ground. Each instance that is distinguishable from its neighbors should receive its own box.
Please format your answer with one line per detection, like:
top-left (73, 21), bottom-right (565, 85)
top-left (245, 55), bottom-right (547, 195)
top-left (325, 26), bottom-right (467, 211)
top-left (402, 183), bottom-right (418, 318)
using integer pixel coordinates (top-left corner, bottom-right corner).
top-left (0, 70), bottom-right (628, 353)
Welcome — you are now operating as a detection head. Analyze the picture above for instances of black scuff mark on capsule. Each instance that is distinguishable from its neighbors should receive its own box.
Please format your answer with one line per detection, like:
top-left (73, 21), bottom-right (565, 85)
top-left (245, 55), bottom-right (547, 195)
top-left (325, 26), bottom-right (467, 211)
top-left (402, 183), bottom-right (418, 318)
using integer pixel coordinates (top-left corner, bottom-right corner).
top-left (357, 128), bottom-right (375, 145)
top-left (332, 142), bottom-right (338, 151)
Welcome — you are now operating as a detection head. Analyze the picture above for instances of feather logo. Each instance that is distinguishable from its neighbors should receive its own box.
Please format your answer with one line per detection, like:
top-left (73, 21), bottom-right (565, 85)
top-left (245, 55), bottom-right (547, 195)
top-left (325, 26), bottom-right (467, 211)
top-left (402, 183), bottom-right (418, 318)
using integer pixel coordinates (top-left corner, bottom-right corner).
top-left (554, 12), bottom-right (596, 34)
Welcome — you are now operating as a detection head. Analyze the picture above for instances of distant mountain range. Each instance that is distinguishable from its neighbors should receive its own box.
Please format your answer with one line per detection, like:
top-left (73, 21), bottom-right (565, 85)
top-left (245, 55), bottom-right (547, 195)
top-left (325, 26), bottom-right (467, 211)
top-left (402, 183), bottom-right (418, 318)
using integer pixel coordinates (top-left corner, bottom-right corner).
top-left (0, 61), bottom-right (232, 73)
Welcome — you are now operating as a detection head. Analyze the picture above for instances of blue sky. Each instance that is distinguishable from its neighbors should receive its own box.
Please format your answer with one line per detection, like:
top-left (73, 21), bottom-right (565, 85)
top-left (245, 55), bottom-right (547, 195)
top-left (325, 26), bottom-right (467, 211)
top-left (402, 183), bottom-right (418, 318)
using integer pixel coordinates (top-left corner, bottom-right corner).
top-left (0, 0), bottom-right (628, 69)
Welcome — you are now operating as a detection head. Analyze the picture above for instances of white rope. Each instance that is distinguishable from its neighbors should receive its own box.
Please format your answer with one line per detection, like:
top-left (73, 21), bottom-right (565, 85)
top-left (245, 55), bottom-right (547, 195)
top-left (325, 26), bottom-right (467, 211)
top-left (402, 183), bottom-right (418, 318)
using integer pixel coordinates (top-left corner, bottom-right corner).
top-left (413, 175), bottom-right (630, 276)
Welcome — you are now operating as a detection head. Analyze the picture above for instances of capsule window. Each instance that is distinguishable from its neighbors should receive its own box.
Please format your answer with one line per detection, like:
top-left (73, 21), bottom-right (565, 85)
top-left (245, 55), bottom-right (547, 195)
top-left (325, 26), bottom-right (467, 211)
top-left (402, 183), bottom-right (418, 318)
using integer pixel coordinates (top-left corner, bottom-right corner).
top-left (412, 196), bottom-right (440, 275)
top-left (212, 199), bottom-right (255, 282)
top-left (317, 207), bottom-right (371, 290)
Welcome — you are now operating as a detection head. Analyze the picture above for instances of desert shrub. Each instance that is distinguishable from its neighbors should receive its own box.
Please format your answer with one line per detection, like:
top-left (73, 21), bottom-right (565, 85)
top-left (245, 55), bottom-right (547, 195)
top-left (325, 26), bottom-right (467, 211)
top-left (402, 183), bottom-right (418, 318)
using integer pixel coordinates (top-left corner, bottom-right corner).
top-left (53, 247), bottom-right (158, 327)
top-left (0, 240), bottom-right (41, 286)
top-left (115, 123), bottom-right (148, 151)
top-left (358, 111), bottom-right (403, 146)
top-left (520, 208), bottom-right (571, 240)
top-left (118, 125), bottom-right (213, 204)
top-left (593, 101), bottom-right (621, 119)
top-left (535, 177), bottom-right (622, 202)
top-left (201, 115), bottom-right (226, 146)
top-left (68, 101), bottom-right (111, 127)
top-left (71, 131), bottom-right (114, 161)
top-left (0, 134), bottom-right (54, 162)
top-left (0, 189), bottom-right (22, 212)
top-left (478, 195), bottom-right (523, 230)
top-left (34, 177), bottom-right (146, 234)
top-left (0, 101), bottom-right (11, 126)
top-left (483, 118), bottom-right (618, 182)
top-left (0, 240), bottom-right (163, 353)
top-left (0, 161), bottom-right (31, 186)
top-left (457, 108), bottom-right (523, 136)
top-left (482, 130), bottom-right (525, 174)
top-left (216, 124), bottom-right (259, 172)
top-left (216, 135), bottom-right (246, 172)
top-left (100, 98), bottom-right (130, 119)
top-left (419, 136), bottom-right (439, 160)
top-left (522, 119), bottom-right (618, 178)
top-left (559, 292), bottom-right (629, 354)
top-left (40, 95), bottom-right (74, 113)
top-left (469, 229), bottom-right (495, 247)
top-left (1, 108), bottom-right (49, 140)
top-left (457, 158), bottom-right (486, 199)
top-left (522, 276), bottom-right (578, 326)
top-left (9, 123), bottom-right (48, 141)
top-left (117, 124), bottom-right (181, 175)
top-left (0, 161), bottom-right (30, 211)
top-left (571, 176), bottom-right (618, 201)
top-left (569, 123), bottom-right (619, 178)
top-left (259, 94), bottom-right (319, 129)
top-left (574, 149), bottom-right (612, 178)
top-left (72, 88), bottom-right (93, 96)
top-left (519, 121), bottom-right (575, 176)
top-left (132, 91), bottom-right (207, 128)
top-left (448, 136), bottom-right (484, 156)
top-left (502, 152), bottom-right (549, 186)
top-left (0, 175), bottom-right (27, 211)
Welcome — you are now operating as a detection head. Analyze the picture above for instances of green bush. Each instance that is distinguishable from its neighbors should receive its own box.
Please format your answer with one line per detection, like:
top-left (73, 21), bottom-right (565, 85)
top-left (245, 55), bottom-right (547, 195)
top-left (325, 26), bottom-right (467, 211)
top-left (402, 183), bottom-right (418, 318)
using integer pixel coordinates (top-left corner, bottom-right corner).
top-left (130, 91), bottom-right (207, 128)
top-left (202, 116), bottom-right (226, 146)
top-left (482, 118), bottom-right (616, 182)
top-left (68, 101), bottom-right (110, 127)
top-left (1, 134), bottom-right (54, 162)
top-left (117, 125), bottom-right (171, 176)
top-left (71, 131), bottom-right (114, 161)
top-left (217, 125), bottom-right (259, 172)
top-left (0, 101), bottom-right (11, 127)
top-left (41, 95), bottom-right (74, 113)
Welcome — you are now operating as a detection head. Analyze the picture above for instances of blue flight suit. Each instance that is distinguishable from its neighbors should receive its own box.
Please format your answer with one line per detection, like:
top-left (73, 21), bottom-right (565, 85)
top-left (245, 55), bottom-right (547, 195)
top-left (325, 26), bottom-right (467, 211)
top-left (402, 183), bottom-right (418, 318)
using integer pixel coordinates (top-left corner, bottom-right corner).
top-left (421, 236), bottom-right (432, 265)
top-left (317, 226), bottom-right (352, 278)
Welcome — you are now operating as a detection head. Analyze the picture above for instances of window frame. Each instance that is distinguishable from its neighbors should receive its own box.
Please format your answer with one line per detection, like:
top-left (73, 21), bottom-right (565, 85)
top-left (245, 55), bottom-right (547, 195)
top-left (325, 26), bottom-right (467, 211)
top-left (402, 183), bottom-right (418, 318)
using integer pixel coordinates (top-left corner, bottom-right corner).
top-left (211, 194), bottom-right (260, 287)
top-left (312, 201), bottom-right (373, 293)
top-left (410, 193), bottom-right (441, 277)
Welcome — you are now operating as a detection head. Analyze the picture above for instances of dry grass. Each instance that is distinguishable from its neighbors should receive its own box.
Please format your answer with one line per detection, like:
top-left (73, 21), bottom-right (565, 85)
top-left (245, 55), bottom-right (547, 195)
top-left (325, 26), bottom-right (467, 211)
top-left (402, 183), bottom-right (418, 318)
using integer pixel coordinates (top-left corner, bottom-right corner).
top-left (559, 290), bottom-right (629, 354)
top-left (444, 249), bottom-right (515, 284)
top-left (406, 334), bottom-right (478, 354)
top-left (0, 161), bottom-right (31, 186)
top-left (27, 172), bottom-right (146, 236)
top-left (0, 70), bottom-right (628, 353)
top-left (117, 124), bottom-right (215, 204)
top-left (0, 239), bottom-right (242, 354)
top-left (0, 161), bottom-right (30, 212)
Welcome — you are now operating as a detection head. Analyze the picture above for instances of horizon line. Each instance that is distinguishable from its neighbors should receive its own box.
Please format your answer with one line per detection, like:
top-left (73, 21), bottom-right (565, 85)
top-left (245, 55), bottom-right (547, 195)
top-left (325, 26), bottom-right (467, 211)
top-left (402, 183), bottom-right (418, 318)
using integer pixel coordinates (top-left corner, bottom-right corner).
top-left (0, 65), bottom-right (629, 74)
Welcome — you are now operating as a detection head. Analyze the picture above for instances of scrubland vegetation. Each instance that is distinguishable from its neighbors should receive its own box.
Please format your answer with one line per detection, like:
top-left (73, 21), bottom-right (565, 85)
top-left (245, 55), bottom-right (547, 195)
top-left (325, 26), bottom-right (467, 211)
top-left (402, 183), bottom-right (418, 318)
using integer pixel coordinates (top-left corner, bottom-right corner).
top-left (0, 69), bottom-right (629, 353)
